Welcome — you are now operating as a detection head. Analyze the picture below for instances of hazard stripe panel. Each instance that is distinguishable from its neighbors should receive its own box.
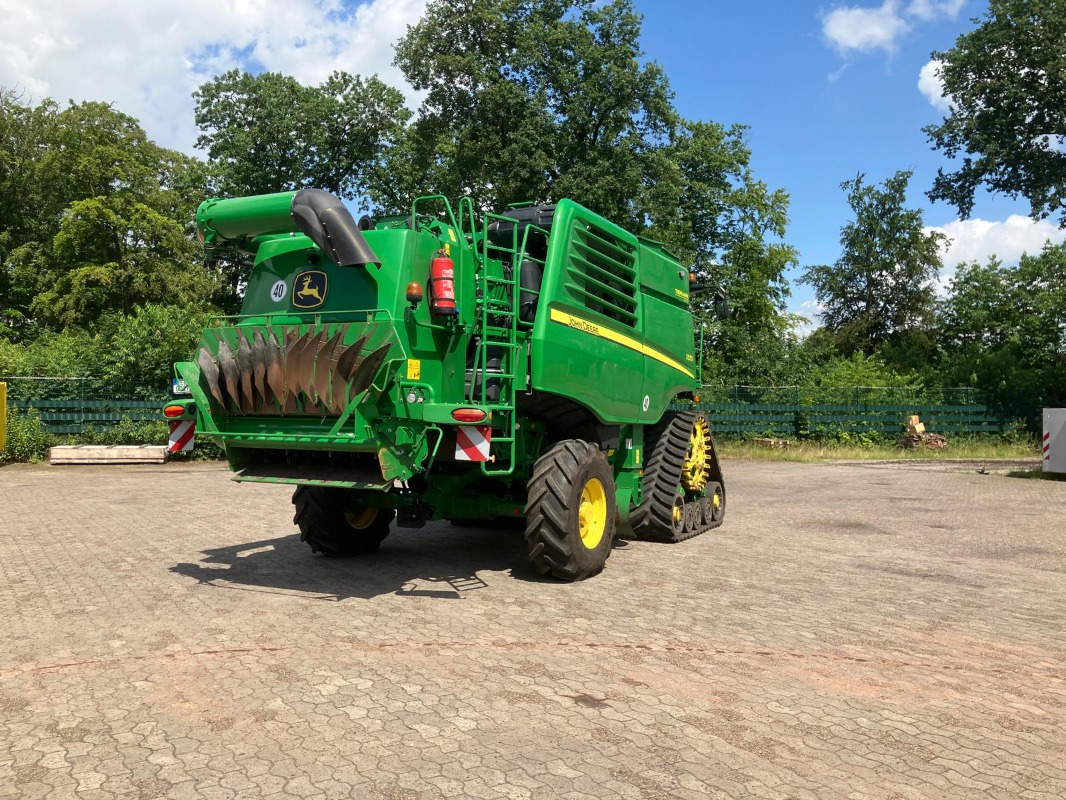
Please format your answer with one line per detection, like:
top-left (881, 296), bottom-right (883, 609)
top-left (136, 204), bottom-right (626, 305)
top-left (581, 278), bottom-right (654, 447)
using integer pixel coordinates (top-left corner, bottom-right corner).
top-left (168, 420), bottom-right (195, 453)
top-left (455, 425), bottom-right (491, 462)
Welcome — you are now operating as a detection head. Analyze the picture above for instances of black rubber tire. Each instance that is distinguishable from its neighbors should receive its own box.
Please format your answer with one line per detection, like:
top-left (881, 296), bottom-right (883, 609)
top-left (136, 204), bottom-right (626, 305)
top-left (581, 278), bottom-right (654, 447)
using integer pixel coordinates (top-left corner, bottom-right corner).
top-left (706, 481), bottom-right (725, 523)
top-left (524, 440), bottom-right (616, 581)
top-left (292, 486), bottom-right (394, 557)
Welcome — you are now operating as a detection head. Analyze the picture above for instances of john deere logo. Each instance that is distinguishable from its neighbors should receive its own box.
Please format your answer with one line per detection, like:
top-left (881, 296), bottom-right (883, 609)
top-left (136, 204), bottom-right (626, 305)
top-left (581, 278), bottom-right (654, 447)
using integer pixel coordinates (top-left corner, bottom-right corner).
top-left (292, 270), bottom-right (327, 309)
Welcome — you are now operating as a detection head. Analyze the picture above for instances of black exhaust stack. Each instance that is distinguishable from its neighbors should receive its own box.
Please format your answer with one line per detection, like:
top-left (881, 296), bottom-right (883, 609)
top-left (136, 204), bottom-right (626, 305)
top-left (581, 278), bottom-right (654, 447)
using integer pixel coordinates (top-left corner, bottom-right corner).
top-left (291, 188), bottom-right (380, 267)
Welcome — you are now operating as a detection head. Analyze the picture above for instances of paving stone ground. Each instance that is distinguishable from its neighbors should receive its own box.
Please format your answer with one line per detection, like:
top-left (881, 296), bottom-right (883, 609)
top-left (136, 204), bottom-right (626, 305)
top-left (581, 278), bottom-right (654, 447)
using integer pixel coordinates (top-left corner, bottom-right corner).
top-left (1, 459), bottom-right (1064, 800)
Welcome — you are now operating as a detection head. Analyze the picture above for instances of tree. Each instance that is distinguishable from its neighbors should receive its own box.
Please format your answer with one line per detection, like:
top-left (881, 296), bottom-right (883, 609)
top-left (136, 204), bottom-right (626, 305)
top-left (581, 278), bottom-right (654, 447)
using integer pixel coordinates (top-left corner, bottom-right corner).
top-left (925, 0), bottom-right (1066, 225)
top-left (385, 0), bottom-right (675, 224)
top-left (644, 121), bottom-right (797, 330)
top-left (936, 242), bottom-right (1066, 416)
top-left (194, 69), bottom-right (410, 200)
top-left (0, 96), bottom-right (219, 333)
top-left (802, 171), bottom-right (945, 355)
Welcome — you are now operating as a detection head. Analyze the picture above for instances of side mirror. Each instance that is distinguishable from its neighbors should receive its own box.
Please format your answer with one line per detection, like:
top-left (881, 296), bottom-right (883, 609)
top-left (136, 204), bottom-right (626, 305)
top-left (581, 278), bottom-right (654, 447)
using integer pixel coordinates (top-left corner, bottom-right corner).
top-left (713, 286), bottom-right (729, 321)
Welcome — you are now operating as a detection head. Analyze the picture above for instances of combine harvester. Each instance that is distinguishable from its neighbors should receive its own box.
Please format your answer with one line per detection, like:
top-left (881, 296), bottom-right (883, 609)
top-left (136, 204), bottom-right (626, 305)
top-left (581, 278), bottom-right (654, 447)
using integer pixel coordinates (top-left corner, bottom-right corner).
top-left (165, 189), bottom-right (726, 579)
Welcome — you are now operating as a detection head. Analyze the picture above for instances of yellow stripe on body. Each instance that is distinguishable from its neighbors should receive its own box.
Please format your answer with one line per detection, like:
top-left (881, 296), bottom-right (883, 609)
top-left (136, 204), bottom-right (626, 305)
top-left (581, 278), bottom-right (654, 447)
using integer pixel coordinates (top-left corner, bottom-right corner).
top-left (549, 308), bottom-right (695, 380)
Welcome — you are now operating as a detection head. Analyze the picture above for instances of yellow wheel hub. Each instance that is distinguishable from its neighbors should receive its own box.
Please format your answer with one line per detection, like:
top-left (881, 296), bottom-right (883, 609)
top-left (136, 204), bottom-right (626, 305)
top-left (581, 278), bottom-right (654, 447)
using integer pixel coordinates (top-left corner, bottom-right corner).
top-left (344, 507), bottom-right (378, 530)
top-left (578, 477), bottom-right (607, 550)
top-left (682, 417), bottom-right (712, 491)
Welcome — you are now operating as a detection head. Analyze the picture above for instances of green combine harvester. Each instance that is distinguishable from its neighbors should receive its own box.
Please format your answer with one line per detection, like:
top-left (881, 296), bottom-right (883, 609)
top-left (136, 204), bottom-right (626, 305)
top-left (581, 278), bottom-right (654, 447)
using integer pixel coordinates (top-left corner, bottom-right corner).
top-left (165, 188), bottom-right (725, 580)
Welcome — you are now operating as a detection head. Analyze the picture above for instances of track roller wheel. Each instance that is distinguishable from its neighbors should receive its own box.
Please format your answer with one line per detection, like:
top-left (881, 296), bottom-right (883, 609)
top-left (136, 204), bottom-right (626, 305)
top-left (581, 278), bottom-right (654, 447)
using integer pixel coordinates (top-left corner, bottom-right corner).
top-left (670, 494), bottom-right (686, 539)
top-left (292, 486), bottom-right (394, 557)
top-left (704, 481), bottom-right (725, 524)
top-left (524, 440), bottom-right (616, 581)
top-left (684, 502), bottom-right (702, 533)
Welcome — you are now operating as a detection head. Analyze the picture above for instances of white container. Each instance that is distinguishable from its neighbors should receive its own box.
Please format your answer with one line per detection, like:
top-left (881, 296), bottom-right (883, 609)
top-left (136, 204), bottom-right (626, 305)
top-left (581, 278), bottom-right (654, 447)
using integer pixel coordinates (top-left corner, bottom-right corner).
top-left (1044, 409), bottom-right (1066, 473)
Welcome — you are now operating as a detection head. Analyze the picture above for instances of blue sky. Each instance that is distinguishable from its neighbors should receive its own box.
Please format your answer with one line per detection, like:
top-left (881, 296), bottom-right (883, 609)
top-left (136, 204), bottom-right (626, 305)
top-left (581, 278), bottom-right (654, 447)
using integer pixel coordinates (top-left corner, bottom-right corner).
top-left (634, 0), bottom-right (1064, 318)
top-left (2, 0), bottom-right (1063, 323)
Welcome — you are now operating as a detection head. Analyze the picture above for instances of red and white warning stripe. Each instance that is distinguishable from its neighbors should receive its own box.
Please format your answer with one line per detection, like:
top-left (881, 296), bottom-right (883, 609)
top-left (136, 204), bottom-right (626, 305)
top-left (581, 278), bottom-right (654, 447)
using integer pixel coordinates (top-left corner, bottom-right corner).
top-left (455, 425), bottom-right (491, 462)
top-left (168, 420), bottom-right (195, 453)
top-left (1044, 431), bottom-right (1051, 461)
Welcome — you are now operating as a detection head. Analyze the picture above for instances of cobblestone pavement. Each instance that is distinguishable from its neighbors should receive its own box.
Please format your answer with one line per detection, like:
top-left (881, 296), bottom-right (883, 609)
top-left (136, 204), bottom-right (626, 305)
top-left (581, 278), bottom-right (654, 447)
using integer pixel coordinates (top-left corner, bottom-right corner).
top-left (1, 460), bottom-right (1065, 800)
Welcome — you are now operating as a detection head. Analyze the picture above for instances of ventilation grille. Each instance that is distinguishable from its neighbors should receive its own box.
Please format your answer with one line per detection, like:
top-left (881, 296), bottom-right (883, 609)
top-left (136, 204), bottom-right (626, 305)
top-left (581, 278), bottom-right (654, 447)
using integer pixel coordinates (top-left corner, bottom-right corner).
top-left (565, 222), bottom-right (638, 326)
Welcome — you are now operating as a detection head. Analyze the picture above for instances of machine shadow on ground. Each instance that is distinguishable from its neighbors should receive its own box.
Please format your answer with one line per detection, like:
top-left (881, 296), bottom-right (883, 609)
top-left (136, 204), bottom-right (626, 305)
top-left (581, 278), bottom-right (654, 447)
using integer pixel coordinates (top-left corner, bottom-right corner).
top-left (170, 523), bottom-right (553, 601)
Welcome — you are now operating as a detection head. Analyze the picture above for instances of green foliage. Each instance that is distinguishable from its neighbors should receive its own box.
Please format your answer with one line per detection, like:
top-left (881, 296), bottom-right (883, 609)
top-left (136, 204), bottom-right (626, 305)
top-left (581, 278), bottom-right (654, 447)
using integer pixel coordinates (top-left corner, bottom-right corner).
top-left (925, 0), bottom-right (1066, 226)
top-left (802, 171), bottom-right (945, 355)
top-left (0, 328), bottom-right (96, 378)
top-left (702, 323), bottom-right (811, 387)
top-left (0, 406), bottom-right (53, 463)
top-left (0, 95), bottom-right (221, 334)
top-left (935, 241), bottom-right (1066, 420)
top-left (0, 303), bottom-right (207, 392)
top-left (30, 196), bottom-right (209, 328)
top-left (96, 304), bottom-right (210, 389)
top-left (388, 0), bottom-right (673, 224)
top-left (806, 351), bottom-right (922, 390)
top-left (194, 69), bottom-right (411, 200)
top-left (78, 417), bottom-right (168, 446)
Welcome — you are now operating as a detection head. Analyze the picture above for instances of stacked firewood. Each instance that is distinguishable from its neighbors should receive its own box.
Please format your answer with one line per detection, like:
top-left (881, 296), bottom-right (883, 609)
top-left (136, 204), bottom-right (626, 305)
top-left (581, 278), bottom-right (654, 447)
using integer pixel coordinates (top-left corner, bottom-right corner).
top-left (897, 415), bottom-right (948, 451)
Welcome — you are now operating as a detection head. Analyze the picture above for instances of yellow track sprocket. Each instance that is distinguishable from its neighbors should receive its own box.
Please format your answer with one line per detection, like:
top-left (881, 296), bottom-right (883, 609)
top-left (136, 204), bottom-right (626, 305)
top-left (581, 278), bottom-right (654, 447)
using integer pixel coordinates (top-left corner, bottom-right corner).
top-left (681, 414), bottom-right (713, 491)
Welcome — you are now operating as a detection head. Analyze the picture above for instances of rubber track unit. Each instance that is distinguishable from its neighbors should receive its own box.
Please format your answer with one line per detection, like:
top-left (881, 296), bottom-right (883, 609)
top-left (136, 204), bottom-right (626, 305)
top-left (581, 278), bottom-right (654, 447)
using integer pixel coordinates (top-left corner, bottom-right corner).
top-left (631, 411), bottom-right (724, 543)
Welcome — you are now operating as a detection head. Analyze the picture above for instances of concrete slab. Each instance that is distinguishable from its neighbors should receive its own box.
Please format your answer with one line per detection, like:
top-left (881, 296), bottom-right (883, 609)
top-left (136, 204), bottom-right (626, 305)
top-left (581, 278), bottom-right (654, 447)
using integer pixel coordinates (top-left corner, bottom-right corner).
top-left (49, 444), bottom-right (167, 464)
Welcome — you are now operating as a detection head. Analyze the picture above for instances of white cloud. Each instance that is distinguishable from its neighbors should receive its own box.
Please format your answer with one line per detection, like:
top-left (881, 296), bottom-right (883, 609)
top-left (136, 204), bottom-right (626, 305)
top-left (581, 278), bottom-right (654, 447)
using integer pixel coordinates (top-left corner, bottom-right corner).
top-left (906, 0), bottom-right (965, 21)
top-left (918, 58), bottom-right (951, 111)
top-left (0, 0), bottom-right (427, 153)
top-left (926, 214), bottom-right (1066, 290)
top-left (823, 1), bottom-right (910, 53)
top-left (791, 299), bottom-right (825, 338)
top-left (822, 0), bottom-right (966, 56)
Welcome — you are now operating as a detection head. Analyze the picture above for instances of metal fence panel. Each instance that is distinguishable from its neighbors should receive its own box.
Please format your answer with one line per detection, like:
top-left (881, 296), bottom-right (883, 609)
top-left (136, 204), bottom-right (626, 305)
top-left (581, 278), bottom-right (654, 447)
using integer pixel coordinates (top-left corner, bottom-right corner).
top-left (3, 377), bottom-right (1015, 437)
top-left (673, 385), bottom-right (1013, 437)
top-left (1, 377), bottom-right (169, 435)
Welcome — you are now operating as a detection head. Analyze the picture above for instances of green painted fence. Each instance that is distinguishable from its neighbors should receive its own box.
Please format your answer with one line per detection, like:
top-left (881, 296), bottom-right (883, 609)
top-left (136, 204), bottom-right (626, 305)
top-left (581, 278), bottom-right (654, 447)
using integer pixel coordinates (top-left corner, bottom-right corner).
top-left (670, 386), bottom-right (1013, 438)
top-left (8, 398), bottom-right (165, 435)
top-left (1, 377), bottom-right (168, 435)
top-left (3, 376), bottom-right (1014, 438)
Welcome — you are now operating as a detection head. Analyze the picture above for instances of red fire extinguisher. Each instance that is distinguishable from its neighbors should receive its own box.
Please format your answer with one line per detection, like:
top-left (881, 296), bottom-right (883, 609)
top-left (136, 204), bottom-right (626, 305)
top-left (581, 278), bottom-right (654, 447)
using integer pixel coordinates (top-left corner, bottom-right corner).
top-left (430, 246), bottom-right (457, 316)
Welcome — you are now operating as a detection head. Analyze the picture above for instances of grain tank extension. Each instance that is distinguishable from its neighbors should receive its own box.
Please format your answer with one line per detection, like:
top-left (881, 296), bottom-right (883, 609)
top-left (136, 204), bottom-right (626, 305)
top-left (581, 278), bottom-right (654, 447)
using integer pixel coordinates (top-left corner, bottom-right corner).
top-left (167, 189), bottom-right (726, 580)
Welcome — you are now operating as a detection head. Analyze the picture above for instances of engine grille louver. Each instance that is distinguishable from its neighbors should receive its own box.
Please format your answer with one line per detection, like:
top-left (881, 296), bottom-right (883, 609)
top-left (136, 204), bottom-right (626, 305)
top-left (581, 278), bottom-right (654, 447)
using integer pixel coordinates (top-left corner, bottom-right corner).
top-left (196, 324), bottom-right (392, 415)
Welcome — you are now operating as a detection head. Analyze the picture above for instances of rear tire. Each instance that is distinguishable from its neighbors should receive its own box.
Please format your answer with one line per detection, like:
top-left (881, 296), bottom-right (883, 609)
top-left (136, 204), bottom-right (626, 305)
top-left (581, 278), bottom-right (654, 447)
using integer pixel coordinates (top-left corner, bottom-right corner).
top-left (524, 440), bottom-right (616, 581)
top-left (292, 487), bottom-right (394, 557)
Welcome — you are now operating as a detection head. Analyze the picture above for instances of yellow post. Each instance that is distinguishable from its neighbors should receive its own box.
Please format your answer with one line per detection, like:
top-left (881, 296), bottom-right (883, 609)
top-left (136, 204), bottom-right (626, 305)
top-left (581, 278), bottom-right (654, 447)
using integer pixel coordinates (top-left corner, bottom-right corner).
top-left (0, 382), bottom-right (6, 451)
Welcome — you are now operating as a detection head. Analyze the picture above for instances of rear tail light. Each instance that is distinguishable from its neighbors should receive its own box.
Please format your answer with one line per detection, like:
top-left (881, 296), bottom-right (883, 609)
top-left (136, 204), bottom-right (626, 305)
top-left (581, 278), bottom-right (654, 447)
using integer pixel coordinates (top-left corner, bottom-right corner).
top-left (451, 408), bottom-right (487, 423)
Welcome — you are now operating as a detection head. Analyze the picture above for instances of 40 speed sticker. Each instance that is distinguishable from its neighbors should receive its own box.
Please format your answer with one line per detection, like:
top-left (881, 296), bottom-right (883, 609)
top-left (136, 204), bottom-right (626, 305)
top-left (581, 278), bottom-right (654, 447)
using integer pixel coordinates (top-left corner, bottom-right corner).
top-left (269, 280), bottom-right (287, 302)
